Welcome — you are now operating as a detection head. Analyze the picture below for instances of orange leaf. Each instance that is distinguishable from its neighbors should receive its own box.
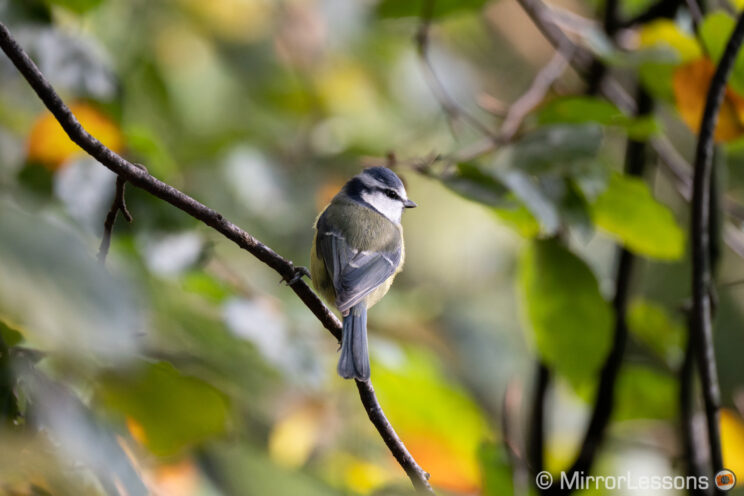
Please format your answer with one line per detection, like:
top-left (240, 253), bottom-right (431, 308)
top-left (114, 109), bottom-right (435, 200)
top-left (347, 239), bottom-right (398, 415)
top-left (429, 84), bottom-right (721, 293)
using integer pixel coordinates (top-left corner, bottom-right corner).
top-left (673, 58), bottom-right (744, 143)
top-left (154, 459), bottom-right (200, 496)
top-left (27, 102), bottom-right (124, 170)
top-left (405, 434), bottom-right (480, 493)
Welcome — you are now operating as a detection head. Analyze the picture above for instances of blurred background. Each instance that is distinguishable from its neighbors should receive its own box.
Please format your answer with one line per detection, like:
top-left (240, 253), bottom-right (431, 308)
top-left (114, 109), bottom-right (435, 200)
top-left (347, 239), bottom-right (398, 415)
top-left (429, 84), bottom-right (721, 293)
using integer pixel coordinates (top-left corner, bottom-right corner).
top-left (0, 0), bottom-right (743, 494)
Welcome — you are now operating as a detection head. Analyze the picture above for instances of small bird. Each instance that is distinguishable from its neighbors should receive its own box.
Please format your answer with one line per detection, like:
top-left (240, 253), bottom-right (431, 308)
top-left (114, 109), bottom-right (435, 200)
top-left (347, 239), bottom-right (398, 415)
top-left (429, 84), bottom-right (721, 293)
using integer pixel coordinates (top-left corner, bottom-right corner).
top-left (311, 167), bottom-right (416, 380)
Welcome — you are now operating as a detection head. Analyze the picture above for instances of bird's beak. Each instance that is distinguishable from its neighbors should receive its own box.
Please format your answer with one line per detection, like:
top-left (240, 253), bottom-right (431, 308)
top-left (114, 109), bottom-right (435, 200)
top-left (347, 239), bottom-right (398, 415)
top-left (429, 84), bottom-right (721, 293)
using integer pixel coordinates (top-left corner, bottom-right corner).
top-left (404, 199), bottom-right (417, 208)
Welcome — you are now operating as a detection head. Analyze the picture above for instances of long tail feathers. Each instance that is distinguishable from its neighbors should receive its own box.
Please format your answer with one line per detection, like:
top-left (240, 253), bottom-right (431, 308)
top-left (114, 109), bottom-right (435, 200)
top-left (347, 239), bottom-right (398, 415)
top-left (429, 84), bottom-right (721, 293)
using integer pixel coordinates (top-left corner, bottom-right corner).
top-left (337, 303), bottom-right (370, 380)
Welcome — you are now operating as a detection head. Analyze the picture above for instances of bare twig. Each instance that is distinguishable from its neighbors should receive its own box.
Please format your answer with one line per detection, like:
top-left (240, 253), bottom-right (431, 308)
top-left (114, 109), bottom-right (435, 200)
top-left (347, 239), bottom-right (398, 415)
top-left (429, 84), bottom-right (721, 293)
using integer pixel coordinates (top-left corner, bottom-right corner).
top-left (527, 362), bottom-right (549, 478)
top-left (416, 0), bottom-right (499, 141)
top-left (499, 51), bottom-right (571, 142)
top-left (97, 175), bottom-right (132, 263)
top-left (688, 10), bottom-right (744, 489)
top-left (0, 21), bottom-right (435, 494)
top-left (679, 332), bottom-right (707, 495)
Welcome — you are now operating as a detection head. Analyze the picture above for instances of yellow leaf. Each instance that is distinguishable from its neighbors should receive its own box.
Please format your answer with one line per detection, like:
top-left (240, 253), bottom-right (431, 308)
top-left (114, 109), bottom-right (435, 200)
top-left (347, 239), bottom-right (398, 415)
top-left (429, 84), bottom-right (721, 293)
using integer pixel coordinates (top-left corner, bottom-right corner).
top-left (126, 416), bottom-right (148, 446)
top-left (268, 402), bottom-right (322, 468)
top-left (639, 20), bottom-right (702, 62)
top-left (27, 102), bottom-right (124, 170)
top-left (177, 0), bottom-right (273, 43)
top-left (673, 58), bottom-right (744, 142)
top-left (344, 459), bottom-right (394, 494)
top-left (721, 408), bottom-right (744, 485)
top-left (314, 61), bottom-right (378, 115)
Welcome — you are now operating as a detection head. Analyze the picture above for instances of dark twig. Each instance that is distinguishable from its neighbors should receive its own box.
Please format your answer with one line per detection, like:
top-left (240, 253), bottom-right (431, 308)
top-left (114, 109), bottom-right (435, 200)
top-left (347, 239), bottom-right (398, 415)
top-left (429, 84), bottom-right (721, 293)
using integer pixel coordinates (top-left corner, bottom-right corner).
top-left (0, 332), bottom-right (19, 426)
top-left (527, 362), bottom-right (549, 477)
top-left (618, 0), bottom-right (684, 29)
top-left (0, 21), bottom-right (434, 494)
top-left (97, 175), bottom-right (132, 263)
top-left (355, 380), bottom-right (433, 492)
top-left (540, 88), bottom-right (652, 495)
top-left (688, 10), bottom-right (744, 488)
top-left (679, 333), bottom-right (707, 495)
top-left (499, 51), bottom-right (571, 142)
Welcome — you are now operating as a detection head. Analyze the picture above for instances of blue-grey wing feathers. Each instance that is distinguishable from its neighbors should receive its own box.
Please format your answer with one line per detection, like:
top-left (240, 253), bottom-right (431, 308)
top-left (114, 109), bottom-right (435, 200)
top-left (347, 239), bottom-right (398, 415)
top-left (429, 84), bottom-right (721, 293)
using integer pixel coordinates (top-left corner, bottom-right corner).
top-left (317, 229), bottom-right (401, 313)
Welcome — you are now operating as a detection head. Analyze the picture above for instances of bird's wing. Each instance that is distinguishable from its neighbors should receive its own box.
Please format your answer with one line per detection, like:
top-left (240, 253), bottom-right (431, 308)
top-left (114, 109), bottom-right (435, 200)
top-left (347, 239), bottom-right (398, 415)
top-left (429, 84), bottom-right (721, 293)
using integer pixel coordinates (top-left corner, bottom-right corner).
top-left (317, 222), bottom-right (401, 313)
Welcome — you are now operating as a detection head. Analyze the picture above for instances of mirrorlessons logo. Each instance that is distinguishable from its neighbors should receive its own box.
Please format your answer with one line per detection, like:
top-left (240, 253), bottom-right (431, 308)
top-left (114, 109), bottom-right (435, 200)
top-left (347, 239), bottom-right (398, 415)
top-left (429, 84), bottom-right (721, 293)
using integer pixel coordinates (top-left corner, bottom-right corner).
top-left (715, 470), bottom-right (737, 491)
top-left (535, 470), bottom-right (738, 491)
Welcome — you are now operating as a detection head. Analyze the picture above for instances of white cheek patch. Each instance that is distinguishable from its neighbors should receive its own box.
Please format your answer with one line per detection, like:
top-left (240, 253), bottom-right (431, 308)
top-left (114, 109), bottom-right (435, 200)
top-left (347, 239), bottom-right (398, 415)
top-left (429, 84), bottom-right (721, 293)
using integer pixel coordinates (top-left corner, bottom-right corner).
top-left (361, 191), bottom-right (403, 223)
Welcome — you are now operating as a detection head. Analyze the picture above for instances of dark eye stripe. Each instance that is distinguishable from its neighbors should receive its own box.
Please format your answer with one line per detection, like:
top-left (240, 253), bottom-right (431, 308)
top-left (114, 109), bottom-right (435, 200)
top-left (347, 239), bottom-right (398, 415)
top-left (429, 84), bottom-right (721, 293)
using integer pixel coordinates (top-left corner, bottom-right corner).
top-left (384, 188), bottom-right (401, 200)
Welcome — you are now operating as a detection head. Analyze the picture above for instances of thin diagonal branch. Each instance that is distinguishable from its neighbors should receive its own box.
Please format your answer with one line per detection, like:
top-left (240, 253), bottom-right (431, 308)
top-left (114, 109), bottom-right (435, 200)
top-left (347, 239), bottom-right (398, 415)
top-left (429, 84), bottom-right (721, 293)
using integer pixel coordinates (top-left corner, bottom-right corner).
top-left (689, 10), bottom-right (744, 488)
top-left (0, 21), bottom-right (434, 495)
top-left (416, 0), bottom-right (500, 142)
top-left (499, 50), bottom-right (571, 142)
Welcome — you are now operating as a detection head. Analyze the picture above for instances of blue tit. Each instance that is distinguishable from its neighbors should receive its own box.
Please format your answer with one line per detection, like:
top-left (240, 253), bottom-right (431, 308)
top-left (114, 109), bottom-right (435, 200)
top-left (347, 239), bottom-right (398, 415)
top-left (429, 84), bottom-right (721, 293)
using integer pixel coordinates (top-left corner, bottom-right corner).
top-left (311, 167), bottom-right (417, 381)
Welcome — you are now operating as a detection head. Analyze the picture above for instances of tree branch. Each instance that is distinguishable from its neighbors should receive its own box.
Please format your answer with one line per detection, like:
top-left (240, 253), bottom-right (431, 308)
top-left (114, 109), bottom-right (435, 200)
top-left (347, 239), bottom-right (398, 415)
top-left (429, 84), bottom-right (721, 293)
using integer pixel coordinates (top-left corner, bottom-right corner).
top-left (97, 175), bottom-right (132, 263)
top-left (688, 9), bottom-right (744, 487)
top-left (415, 0), bottom-right (499, 142)
top-left (679, 333), bottom-right (707, 495)
top-left (499, 50), bottom-right (571, 142)
top-left (618, 0), bottom-right (684, 29)
top-left (0, 21), bottom-right (434, 494)
top-left (527, 362), bottom-right (549, 477)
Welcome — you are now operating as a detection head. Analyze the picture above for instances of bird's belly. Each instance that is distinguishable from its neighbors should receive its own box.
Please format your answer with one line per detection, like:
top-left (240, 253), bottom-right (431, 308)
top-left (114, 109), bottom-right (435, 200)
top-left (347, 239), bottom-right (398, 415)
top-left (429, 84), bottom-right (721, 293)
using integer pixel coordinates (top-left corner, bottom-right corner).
top-left (365, 274), bottom-right (396, 309)
top-left (310, 243), bottom-right (336, 306)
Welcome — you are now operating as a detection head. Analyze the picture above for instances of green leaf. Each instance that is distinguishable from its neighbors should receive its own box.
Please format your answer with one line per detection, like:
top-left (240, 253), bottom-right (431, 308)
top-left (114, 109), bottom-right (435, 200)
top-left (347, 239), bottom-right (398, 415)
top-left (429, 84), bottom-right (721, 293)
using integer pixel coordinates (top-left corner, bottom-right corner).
top-left (639, 61), bottom-right (678, 102)
top-left (479, 442), bottom-right (515, 496)
top-left (625, 115), bottom-right (662, 139)
top-left (98, 362), bottom-right (230, 456)
top-left (204, 443), bottom-right (342, 496)
top-left (0, 201), bottom-right (140, 363)
top-left (699, 11), bottom-right (744, 93)
top-left (181, 271), bottom-right (233, 303)
top-left (499, 169), bottom-right (561, 234)
top-left (492, 203), bottom-right (541, 238)
top-left (376, 0), bottom-right (488, 18)
top-left (0, 319), bottom-right (23, 348)
top-left (43, 0), bottom-right (104, 14)
top-left (591, 173), bottom-right (684, 260)
top-left (537, 97), bottom-right (625, 126)
top-left (441, 126), bottom-right (604, 236)
top-left (442, 162), bottom-right (511, 207)
top-left (614, 364), bottom-right (677, 420)
top-left (627, 299), bottom-right (686, 367)
top-left (494, 124), bottom-right (603, 175)
top-left (536, 97), bottom-right (660, 139)
top-left (518, 239), bottom-right (613, 386)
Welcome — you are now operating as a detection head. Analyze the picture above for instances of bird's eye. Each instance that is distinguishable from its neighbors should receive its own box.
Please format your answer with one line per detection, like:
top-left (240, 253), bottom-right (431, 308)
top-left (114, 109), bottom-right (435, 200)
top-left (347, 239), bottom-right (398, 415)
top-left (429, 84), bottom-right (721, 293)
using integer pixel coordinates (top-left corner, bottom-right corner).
top-left (385, 189), bottom-right (399, 200)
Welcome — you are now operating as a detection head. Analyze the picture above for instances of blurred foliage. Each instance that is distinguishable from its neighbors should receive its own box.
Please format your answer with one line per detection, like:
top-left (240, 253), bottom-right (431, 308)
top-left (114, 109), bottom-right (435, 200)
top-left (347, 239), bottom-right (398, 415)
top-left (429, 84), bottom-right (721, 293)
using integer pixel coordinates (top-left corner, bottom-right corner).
top-left (0, 0), bottom-right (743, 494)
top-left (518, 239), bottom-right (612, 387)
